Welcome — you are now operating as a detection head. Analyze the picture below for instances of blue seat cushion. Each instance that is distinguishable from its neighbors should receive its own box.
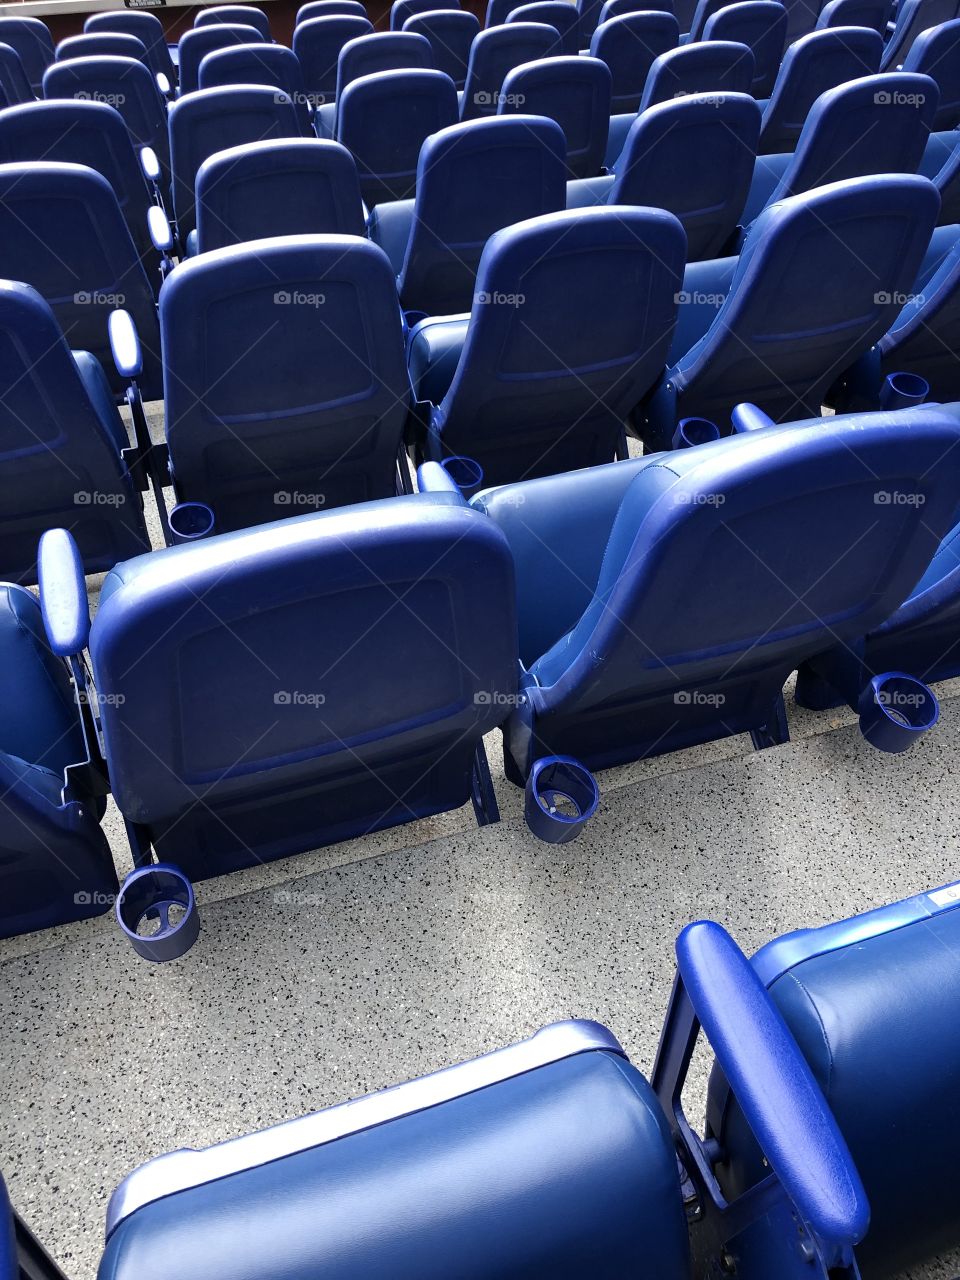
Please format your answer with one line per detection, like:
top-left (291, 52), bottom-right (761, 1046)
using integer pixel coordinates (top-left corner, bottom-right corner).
top-left (406, 313), bottom-right (470, 403)
top-left (367, 195), bottom-right (415, 275)
top-left (72, 350), bottom-right (130, 455)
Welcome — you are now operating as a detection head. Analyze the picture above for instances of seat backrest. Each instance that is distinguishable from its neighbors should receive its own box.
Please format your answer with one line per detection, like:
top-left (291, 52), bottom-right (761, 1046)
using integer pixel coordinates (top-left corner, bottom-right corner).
top-left (759, 25), bottom-right (883, 151)
top-left (485, 0), bottom-right (527, 26)
top-left (338, 67), bottom-right (458, 203)
top-left (177, 23), bottom-right (267, 95)
top-left (579, 0), bottom-right (674, 39)
top-left (194, 5), bottom-right (272, 40)
top-left (765, 73), bottom-right (938, 207)
top-left (506, 1), bottom-right (579, 52)
top-left (392, 0), bottom-right (461, 28)
top-left (57, 32), bottom-right (148, 65)
top-left (673, 174), bottom-right (941, 423)
top-left (590, 11), bottom-right (680, 113)
top-left (879, 240), bottom-right (960, 399)
top-left (881, 0), bottom-right (959, 69)
top-left (89, 492), bottom-right (517, 873)
top-left (168, 85), bottom-right (302, 235)
top-left (198, 42), bottom-right (312, 131)
top-left (0, 18), bottom-right (53, 93)
top-left (336, 29), bottom-right (433, 99)
top-left (161, 234), bottom-right (412, 531)
top-left (0, 161), bottom-right (162, 397)
top-left (903, 17), bottom-right (960, 129)
top-left (196, 137), bottom-right (364, 251)
top-left (0, 42), bottom-right (34, 106)
top-left (436, 206), bottom-right (685, 484)
top-left (498, 56), bottom-right (611, 178)
top-left (293, 15), bottom-right (373, 101)
top-left (461, 22), bottom-right (559, 117)
top-left (610, 92), bottom-right (761, 259)
top-left (84, 11), bottom-right (175, 84)
top-left (42, 55), bottom-right (169, 172)
top-left (298, 0), bottom-right (368, 20)
top-left (815, 0), bottom-right (891, 32)
top-left (638, 39), bottom-right (754, 110)
top-left (402, 9), bottom-right (479, 87)
top-left (398, 114), bottom-right (567, 313)
top-left (686, 0), bottom-right (730, 40)
top-left (702, 1), bottom-right (786, 95)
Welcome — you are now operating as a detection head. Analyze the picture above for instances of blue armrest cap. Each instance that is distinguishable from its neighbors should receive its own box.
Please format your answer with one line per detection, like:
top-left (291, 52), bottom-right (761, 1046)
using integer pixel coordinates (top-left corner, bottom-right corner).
top-left (417, 461), bottom-right (464, 497)
top-left (38, 529), bottom-right (90, 656)
top-left (109, 309), bottom-right (143, 381)
top-left (140, 146), bottom-right (161, 183)
top-left (147, 205), bottom-right (174, 254)
top-left (731, 402), bottom-right (776, 433)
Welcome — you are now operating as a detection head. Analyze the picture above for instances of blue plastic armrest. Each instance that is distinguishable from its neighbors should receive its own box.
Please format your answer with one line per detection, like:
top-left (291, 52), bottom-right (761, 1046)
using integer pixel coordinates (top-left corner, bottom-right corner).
top-left (155, 72), bottom-right (171, 96)
top-left (140, 146), bottom-right (161, 183)
top-left (731, 403), bottom-right (775, 433)
top-left (38, 529), bottom-right (90, 656)
top-left (147, 204), bottom-right (174, 254)
top-left (109, 310), bottom-right (143, 381)
top-left (417, 461), bottom-right (466, 499)
top-left (678, 922), bottom-right (870, 1256)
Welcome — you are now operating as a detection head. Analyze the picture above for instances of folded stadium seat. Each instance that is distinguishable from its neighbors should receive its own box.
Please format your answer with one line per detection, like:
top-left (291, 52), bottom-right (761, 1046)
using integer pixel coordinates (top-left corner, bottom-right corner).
top-left (740, 71), bottom-right (938, 225)
top-left (881, 0), bottom-right (959, 69)
top-left (0, 43), bottom-right (35, 105)
top-left (0, 18), bottom-right (53, 94)
top-left (84, 11), bottom-right (177, 90)
top-left (757, 25), bottom-right (883, 152)
top-left (315, 29), bottom-right (433, 133)
top-left (392, 0), bottom-right (461, 28)
top-left (701, 0), bottom-right (787, 96)
top-left (0, 280), bottom-right (149, 583)
top-left (167, 85), bottom-right (302, 251)
top-left (460, 22), bottom-right (559, 118)
top-left (367, 114), bottom-right (567, 315)
top-left (407, 206), bottom-right (685, 485)
top-left (637, 175), bottom-right (940, 450)
top-left (194, 5), bottom-right (273, 40)
top-left (43, 55), bottom-right (170, 183)
top-left (176, 24), bottom-right (267, 96)
top-left (0, 162), bottom-right (164, 400)
top-left (567, 93), bottom-right (761, 261)
top-left (56, 32), bottom-right (150, 67)
top-left (195, 137), bottom-right (364, 251)
top-left (506, 0), bottom-right (580, 52)
top-left (708, 882), bottom-right (960, 1278)
top-left (337, 68), bottom-right (459, 204)
top-left (815, 0), bottom-right (892, 31)
top-left (293, 14), bottom-right (373, 106)
top-left (589, 11), bottom-right (680, 114)
top-left (197, 43), bottom-right (314, 134)
top-left (459, 409), bottom-right (960, 778)
top-left (498, 56), bottom-right (611, 178)
top-left (902, 17), bottom-right (960, 128)
top-left (403, 9), bottom-right (479, 88)
top-left (298, 0), bottom-right (368, 19)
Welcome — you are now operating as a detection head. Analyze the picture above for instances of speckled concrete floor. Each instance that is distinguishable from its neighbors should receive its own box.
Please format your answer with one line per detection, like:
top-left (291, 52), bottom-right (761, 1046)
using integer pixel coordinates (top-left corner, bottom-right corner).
top-left (1, 683), bottom-right (958, 1279)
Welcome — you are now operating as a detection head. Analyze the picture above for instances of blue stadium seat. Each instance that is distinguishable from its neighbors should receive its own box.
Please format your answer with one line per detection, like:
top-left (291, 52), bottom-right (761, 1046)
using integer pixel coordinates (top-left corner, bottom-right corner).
top-left (498, 56), bottom-right (611, 178)
top-left (292, 14), bottom-right (373, 105)
top-left (506, 0), bottom-right (579, 51)
top-left (177, 24), bottom-right (267, 96)
top-left (198, 42), bottom-right (314, 133)
top-left (815, 0), bottom-right (891, 31)
top-left (758, 25), bottom-right (883, 151)
top-left (638, 175), bottom-right (940, 449)
top-left (392, 0), bottom-right (460, 28)
top-left (0, 18), bottom-right (53, 94)
top-left (195, 137), bottom-right (364, 251)
top-left (881, 0), bottom-right (959, 69)
top-left (637, 39), bottom-right (755, 110)
top-left (56, 32), bottom-right (149, 67)
top-left (484, 0), bottom-right (528, 26)
top-left (578, 0), bottom-right (673, 41)
top-left (159, 234), bottom-right (414, 533)
top-left (315, 29), bottom-right (433, 131)
top-left (194, 5), bottom-right (272, 40)
top-left (0, 162), bottom-right (163, 399)
top-left (702, 1), bottom-right (786, 96)
top-left (460, 22), bottom-right (559, 118)
top-left (402, 9), bottom-right (479, 88)
top-left (708, 882), bottom-right (960, 1278)
top-left (589, 11), bottom-right (680, 113)
top-left (168, 85), bottom-right (302, 246)
top-left (0, 41), bottom-right (35, 105)
top-left (298, 0), bottom-right (368, 19)
top-left (84, 11), bottom-right (176, 88)
top-left (407, 206), bottom-right (685, 485)
top-left (466, 409), bottom-right (960, 777)
top-left (598, 0), bottom-right (677, 21)
top-left (367, 114), bottom-right (567, 315)
top-left (0, 280), bottom-right (149, 583)
top-left (902, 17), bottom-right (960, 129)
top-left (337, 67), bottom-right (458, 204)
top-left (684, 0), bottom-right (733, 41)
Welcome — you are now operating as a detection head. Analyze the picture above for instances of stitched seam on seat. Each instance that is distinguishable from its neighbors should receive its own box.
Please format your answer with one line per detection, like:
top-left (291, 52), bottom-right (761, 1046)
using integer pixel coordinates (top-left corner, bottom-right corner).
top-left (781, 972), bottom-right (834, 1095)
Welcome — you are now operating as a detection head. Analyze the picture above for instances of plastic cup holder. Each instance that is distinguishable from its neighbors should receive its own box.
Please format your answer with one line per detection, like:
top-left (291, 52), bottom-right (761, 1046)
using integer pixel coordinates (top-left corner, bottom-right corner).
top-left (168, 501), bottom-right (215, 544)
top-left (115, 863), bottom-right (200, 961)
top-left (858, 672), bottom-right (939, 754)
top-left (441, 455), bottom-right (484, 496)
top-left (879, 371), bottom-right (929, 412)
top-left (673, 417), bottom-right (721, 450)
top-left (525, 755), bottom-right (599, 843)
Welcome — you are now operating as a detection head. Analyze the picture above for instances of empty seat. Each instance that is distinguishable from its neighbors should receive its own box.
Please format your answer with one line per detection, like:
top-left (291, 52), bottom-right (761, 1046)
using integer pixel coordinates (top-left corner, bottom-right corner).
top-left (498, 56), bottom-right (611, 178)
top-left (637, 39), bottom-right (755, 111)
top-left (598, 0), bottom-right (677, 22)
top-left (0, 18), bottom-right (53, 94)
top-left (168, 85), bottom-right (302, 244)
top-left (0, 162), bottom-right (163, 398)
top-left (507, 1), bottom-right (579, 52)
top-left (56, 32), bottom-right (149, 66)
top-left (194, 5), bottom-right (272, 40)
top-left (408, 206), bottom-right (685, 485)
top-left (903, 17), bottom-right (960, 129)
top-left (337, 29), bottom-right (433, 95)
top-left (402, 9), bottom-right (479, 88)
top-left (460, 22), bottom-right (559, 118)
top-left (638, 175), bottom-right (940, 448)
top-left (195, 137), bottom-right (364, 252)
top-left (470, 409), bottom-right (960, 776)
top-left (0, 42), bottom-right (35, 106)
top-left (391, 0), bottom-right (461, 28)
top-left (298, 0), bottom-right (368, 18)
top-left (177, 24), bottom-right (267, 96)
top-left (758, 26), bottom-right (883, 151)
top-left (702, 1), bottom-right (786, 96)
top-left (578, 0), bottom-right (673, 40)
top-left (589, 11), bottom-right (680, 114)
top-left (684, 0), bottom-right (732, 41)
top-left (198, 42), bottom-right (313, 133)
top-left (293, 14), bottom-right (373, 104)
top-left (84, 11), bottom-right (177, 88)
top-left (367, 114), bottom-right (566, 315)
top-left (338, 68), bottom-right (458, 204)
top-left (484, 0), bottom-right (528, 25)
top-left (815, 0), bottom-right (891, 32)
top-left (881, 0), bottom-right (959, 70)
